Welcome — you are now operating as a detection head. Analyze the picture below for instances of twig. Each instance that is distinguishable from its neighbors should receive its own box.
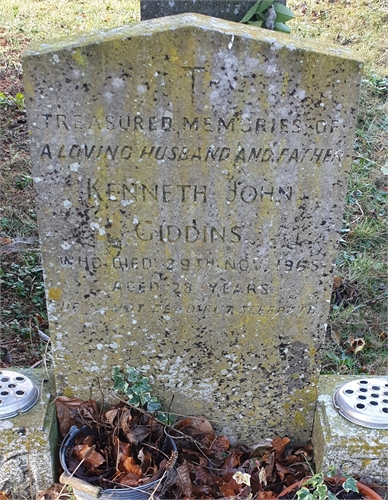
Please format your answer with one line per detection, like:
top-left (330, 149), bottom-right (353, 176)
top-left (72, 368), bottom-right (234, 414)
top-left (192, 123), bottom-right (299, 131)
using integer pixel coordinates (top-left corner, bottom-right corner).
top-left (149, 470), bottom-right (167, 500)
top-left (142, 440), bottom-right (171, 461)
top-left (96, 377), bottom-right (105, 421)
top-left (106, 390), bottom-right (221, 465)
top-left (29, 318), bottom-right (33, 346)
top-left (58, 457), bottom-right (86, 498)
top-left (349, 191), bottom-right (365, 224)
top-left (167, 394), bottom-right (175, 424)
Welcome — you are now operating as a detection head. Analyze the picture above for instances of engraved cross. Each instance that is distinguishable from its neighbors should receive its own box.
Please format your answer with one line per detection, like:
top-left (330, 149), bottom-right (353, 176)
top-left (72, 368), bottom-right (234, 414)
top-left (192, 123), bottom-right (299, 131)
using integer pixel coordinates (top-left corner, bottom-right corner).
top-left (182, 66), bottom-right (206, 103)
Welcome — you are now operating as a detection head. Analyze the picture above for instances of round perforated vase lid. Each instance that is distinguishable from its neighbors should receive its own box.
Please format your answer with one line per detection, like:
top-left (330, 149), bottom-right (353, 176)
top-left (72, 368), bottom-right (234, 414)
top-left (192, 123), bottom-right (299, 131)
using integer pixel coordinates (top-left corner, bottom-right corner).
top-left (333, 378), bottom-right (388, 429)
top-left (0, 370), bottom-right (39, 419)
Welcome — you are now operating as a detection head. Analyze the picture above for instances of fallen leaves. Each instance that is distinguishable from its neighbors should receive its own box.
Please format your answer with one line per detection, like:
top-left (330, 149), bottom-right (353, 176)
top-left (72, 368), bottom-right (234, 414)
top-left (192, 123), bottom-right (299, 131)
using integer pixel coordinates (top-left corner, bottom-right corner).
top-left (72, 443), bottom-right (105, 470)
top-left (331, 276), bottom-right (359, 307)
top-left (55, 396), bottom-right (99, 438)
top-left (56, 397), bottom-right (176, 492)
top-left (158, 416), bottom-right (313, 498)
top-left (348, 336), bottom-right (366, 354)
top-left (56, 397), bottom-right (314, 498)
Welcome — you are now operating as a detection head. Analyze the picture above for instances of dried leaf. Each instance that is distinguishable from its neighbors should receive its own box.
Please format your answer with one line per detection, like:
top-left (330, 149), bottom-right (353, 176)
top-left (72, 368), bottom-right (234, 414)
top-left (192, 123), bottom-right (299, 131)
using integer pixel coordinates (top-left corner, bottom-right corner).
top-left (233, 471), bottom-right (251, 486)
top-left (271, 437), bottom-right (291, 459)
top-left (188, 462), bottom-right (214, 485)
top-left (192, 484), bottom-right (216, 496)
top-left (123, 457), bottom-right (142, 476)
top-left (83, 435), bottom-right (97, 447)
top-left (177, 461), bottom-right (192, 498)
top-left (333, 276), bottom-right (342, 290)
top-left (219, 474), bottom-right (241, 497)
top-left (257, 491), bottom-right (277, 499)
top-left (113, 436), bottom-right (134, 472)
top-left (119, 408), bottom-right (133, 434)
top-left (72, 444), bottom-right (105, 468)
top-left (211, 434), bottom-right (230, 453)
top-left (66, 456), bottom-right (91, 481)
top-left (348, 336), bottom-right (366, 354)
top-left (115, 436), bottom-right (131, 457)
top-left (55, 396), bottom-right (99, 437)
top-left (294, 444), bottom-right (314, 461)
top-left (125, 425), bottom-right (151, 444)
top-left (0, 347), bottom-right (12, 365)
top-left (104, 408), bottom-right (120, 426)
top-left (284, 473), bottom-right (298, 486)
top-left (331, 330), bottom-right (342, 345)
top-left (221, 450), bottom-right (242, 471)
top-left (117, 473), bottom-right (141, 487)
top-left (258, 467), bottom-right (267, 486)
top-left (181, 447), bottom-right (208, 466)
top-left (35, 313), bottom-right (46, 325)
top-left (174, 416), bottom-right (215, 437)
top-left (263, 450), bottom-right (275, 478)
top-left (275, 462), bottom-right (292, 480)
top-left (137, 448), bottom-right (149, 466)
top-left (138, 448), bottom-right (156, 474)
top-left (37, 484), bottom-right (71, 500)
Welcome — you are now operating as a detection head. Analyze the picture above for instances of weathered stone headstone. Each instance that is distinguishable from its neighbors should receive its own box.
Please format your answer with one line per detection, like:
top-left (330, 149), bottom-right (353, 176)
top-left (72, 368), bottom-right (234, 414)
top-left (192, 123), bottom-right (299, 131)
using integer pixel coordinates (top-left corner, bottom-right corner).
top-left (141, 1), bottom-right (256, 22)
top-left (23, 14), bottom-right (362, 442)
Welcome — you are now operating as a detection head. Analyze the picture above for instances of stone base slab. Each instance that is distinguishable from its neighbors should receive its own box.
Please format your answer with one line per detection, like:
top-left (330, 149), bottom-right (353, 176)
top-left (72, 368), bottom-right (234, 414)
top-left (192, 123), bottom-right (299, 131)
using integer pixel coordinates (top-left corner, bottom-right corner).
top-left (0, 368), bottom-right (58, 496)
top-left (313, 375), bottom-right (388, 486)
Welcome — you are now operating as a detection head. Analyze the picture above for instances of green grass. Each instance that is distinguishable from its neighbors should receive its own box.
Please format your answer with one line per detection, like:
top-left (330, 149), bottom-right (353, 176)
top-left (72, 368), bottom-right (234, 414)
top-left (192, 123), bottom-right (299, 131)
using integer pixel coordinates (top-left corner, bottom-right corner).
top-left (323, 72), bottom-right (388, 375)
top-left (0, 0), bottom-right (387, 374)
top-left (1, 252), bottom-right (46, 331)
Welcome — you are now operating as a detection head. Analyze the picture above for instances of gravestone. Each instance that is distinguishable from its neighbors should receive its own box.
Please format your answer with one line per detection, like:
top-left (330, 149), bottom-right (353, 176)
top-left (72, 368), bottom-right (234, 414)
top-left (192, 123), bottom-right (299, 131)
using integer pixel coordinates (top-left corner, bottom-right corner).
top-left (23, 14), bottom-right (362, 443)
top-left (141, 1), bottom-right (257, 22)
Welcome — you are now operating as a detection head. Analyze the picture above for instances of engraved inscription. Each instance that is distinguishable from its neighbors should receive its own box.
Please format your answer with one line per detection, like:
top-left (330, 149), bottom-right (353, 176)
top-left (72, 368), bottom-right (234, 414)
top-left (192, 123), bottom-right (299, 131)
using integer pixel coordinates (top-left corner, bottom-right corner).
top-left (40, 143), bottom-right (345, 164)
top-left (35, 90), bottom-right (348, 313)
top-left (39, 112), bottom-right (340, 135)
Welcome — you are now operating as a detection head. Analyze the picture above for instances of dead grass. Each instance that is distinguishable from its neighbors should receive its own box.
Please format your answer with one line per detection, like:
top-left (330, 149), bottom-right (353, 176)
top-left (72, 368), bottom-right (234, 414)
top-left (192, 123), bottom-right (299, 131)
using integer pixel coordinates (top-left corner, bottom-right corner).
top-left (1, 0), bottom-right (139, 41)
top-left (288, 0), bottom-right (388, 76)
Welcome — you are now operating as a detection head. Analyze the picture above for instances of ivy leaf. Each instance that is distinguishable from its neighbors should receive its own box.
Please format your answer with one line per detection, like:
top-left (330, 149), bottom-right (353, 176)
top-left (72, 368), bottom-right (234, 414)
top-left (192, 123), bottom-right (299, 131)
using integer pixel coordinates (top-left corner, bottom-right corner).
top-left (114, 378), bottom-right (129, 393)
top-left (125, 366), bottom-right (140, 383)
top-left (296, 487), bottom-right (313, 500)
top-left (342, 477), bottom-right (359, 493)
top-left (147, 400), bottom-right (161, 412)
top-left (304, 474), bottom-right (324, 488)
top-left (327, 492), bottom-right (338, 500)
top-left (126, 392), bottom-right (141, 406)
top-left (132, 377), bottom-right (152, 395)
top-left (140, 393), bottom-right (159, 408)
top-left (112, 368), bottom-right (128, 393)
top-left (112, 366), bottom-right (123, 379)
top-left (274, 21), bottom-right (291, 33)
top-left (156, 411), bottom-right (175, 425)
top-left (315, 484), bottom-right (328, 499)
top-left (273, 2), bottom-right (295, 22)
